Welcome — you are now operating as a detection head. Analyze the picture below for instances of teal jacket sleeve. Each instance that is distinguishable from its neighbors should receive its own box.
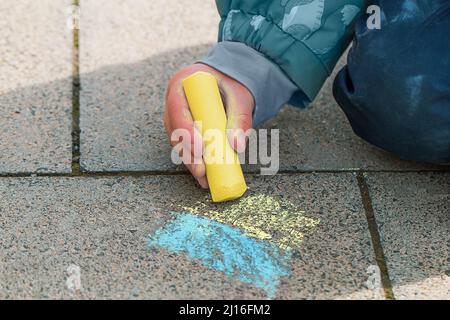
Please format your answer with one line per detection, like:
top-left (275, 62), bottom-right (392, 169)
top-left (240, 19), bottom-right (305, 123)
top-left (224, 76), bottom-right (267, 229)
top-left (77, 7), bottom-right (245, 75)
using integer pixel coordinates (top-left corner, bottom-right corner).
top-left (200, 41), bottom-right (299, 126)
top-left (212, 0), bottom-right (367, 107)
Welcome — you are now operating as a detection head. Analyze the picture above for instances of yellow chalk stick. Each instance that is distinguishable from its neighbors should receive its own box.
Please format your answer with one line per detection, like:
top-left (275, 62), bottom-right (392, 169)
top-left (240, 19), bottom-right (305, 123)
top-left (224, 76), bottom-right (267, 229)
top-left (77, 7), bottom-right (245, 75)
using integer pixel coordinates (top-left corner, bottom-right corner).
top-left (182, 71), bottom-right (247, 202)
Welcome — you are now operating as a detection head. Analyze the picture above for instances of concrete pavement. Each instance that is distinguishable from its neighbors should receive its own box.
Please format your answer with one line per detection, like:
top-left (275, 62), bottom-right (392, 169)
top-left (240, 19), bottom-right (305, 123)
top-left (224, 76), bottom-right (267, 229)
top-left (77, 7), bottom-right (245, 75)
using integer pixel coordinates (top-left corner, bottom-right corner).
top-left (0, 0), bottom-right (448, 300)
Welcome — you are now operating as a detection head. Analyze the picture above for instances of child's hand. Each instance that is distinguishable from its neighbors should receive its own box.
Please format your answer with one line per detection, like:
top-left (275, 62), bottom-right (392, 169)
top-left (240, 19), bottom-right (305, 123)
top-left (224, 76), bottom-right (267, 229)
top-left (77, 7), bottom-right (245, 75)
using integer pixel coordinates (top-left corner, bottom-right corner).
top-left (164, 63), bottom-right (255, 189)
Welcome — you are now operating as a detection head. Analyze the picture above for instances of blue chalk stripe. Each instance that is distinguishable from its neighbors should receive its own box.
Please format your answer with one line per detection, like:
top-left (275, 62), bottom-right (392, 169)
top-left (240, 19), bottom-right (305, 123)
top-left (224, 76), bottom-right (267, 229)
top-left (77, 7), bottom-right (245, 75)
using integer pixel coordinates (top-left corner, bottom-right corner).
top-left (148, 212), bottom-right (292, 298)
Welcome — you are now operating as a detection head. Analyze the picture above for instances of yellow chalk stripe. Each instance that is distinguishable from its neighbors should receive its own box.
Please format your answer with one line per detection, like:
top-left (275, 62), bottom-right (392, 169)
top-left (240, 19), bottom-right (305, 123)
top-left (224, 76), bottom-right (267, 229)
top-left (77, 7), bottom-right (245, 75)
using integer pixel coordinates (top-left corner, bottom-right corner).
top-left (182, 194), bottom-right (320, 250)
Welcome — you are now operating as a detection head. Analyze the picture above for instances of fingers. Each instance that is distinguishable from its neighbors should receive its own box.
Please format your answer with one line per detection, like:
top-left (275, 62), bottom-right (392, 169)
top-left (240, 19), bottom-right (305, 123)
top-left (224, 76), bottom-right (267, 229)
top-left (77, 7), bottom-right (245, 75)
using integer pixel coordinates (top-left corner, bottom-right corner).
top-left (175, 142), bottom-right (208, 189)
top-left (220, 80), bottom-right (255, 153)
top-left (165, 73), bottom-right (208, 189)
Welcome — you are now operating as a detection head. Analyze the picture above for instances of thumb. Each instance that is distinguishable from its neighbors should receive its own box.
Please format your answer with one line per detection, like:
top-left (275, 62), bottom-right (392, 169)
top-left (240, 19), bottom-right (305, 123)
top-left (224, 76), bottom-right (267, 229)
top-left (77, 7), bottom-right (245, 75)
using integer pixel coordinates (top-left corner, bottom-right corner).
top-left (222, 83), bottom-right (255, 153)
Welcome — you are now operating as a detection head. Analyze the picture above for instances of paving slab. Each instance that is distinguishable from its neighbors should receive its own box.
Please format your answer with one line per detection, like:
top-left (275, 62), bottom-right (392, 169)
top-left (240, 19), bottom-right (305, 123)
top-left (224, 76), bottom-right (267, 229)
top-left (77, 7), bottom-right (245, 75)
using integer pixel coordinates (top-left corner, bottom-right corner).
top-left (366, 173), bottom-right (450, 299)
top-left (79, 0), bottom-right (218, 172)
top-left (0, 0), bottom-right (73, 174)
top-left (0, 174), bottom-right (380, 299)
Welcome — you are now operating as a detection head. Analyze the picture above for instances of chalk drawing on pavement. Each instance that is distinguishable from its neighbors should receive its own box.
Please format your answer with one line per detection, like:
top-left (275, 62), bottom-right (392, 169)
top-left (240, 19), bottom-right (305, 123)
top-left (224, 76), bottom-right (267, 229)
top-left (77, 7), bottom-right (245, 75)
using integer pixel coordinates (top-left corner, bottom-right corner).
top-left (147, 194), bottom-right (321, 298)
top-left (182, 194), bottom-right (320, 250)
top-left (148, 212), bottom-right (292, 298)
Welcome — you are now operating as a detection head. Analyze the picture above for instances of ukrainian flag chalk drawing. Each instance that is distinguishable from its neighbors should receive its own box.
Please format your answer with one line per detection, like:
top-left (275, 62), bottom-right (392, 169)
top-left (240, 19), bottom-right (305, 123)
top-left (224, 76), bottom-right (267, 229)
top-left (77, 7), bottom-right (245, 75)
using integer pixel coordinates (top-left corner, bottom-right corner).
top-left (147, 194), bottom-right (320, 298)
top-left (148, 212), bottom-right (292, 298)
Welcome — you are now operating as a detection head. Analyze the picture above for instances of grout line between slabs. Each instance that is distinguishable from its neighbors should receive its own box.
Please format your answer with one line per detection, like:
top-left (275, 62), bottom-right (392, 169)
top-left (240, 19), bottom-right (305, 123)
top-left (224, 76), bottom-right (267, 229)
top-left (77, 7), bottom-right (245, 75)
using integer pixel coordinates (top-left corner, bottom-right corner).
top-left (0, 169), bottom-right (448, 178)
top-left (71, 0), bottom-right (81, 176)
top-left (357, 172), bottom-right (396, 300)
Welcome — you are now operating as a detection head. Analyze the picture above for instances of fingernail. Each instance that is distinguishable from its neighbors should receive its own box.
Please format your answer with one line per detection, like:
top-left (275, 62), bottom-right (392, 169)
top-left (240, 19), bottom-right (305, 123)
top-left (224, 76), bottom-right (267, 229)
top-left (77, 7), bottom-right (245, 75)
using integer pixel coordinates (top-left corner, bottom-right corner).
top-left (198, 177), bottom-right (209, 189)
